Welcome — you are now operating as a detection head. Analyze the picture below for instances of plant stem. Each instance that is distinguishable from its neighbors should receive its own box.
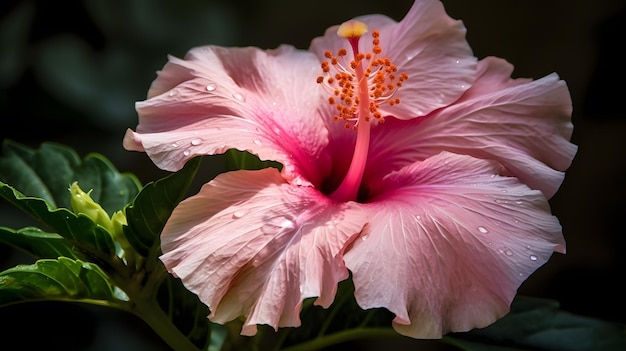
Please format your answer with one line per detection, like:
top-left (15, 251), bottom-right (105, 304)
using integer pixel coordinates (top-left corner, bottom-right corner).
top-left (133, 299), bottom-right (202, 351)
top-left (278, 328), bottom-right (400, 351)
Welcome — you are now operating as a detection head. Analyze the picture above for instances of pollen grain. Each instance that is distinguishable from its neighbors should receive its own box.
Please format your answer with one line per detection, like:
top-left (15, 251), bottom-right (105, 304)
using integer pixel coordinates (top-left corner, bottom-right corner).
top-left (316, 26), bottom-right (408, 126)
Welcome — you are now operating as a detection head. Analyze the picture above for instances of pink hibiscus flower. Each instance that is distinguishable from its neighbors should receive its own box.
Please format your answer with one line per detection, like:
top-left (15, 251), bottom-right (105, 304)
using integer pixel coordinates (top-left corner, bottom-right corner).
top-left (123, 0), bottom-right (576, 339)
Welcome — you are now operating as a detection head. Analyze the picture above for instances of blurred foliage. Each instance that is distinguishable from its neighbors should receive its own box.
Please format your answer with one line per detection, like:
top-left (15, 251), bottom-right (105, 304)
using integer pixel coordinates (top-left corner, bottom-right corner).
top-left (0, 0), bottom-right (241, 136)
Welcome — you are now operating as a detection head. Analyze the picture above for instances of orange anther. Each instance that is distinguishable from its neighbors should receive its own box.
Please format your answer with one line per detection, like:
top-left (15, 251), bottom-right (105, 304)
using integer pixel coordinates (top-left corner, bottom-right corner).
top-left (317, 25), bottom-right (407, 128)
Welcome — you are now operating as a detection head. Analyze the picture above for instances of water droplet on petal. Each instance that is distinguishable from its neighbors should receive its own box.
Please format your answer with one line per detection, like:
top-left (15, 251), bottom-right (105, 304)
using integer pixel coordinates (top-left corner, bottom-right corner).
top-left (498, 247), bottom-right (513, 256)
top-left (206, 83), bottom-right (216, 91)
top-left (477, 226), bottom-right (489, 234)
top-left (168, 90), bottom-right (178, 97)
top-left (232, 211), bottom-right (245, 219)
top-left (361, 233), bottom-right (369, 241)
top-left (191, 138), bottom-right (202, 146)
top-left (233, 93), bottom-right (245, 101)
top-left (415, 215), bottom-right (421, 221)
top-left (530, 255), bottom-right (538, 261)
top-left (253, 139), bottom-right (262, 145)
top-left (262, 216), bottom-right (295, 234)
top-left (515, 200), bottom-right (524, 205)
top-left (171, 142), bottom-right (179, 147)
top-left (183, 150), bottom-right (190, 156)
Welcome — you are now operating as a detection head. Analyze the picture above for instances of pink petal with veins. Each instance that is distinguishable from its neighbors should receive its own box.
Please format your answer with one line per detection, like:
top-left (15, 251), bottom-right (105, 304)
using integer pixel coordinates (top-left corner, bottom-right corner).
top-left (309, 0), bottom-right (476, 119)
top-left (124, 45), bottom-right (331, 185)
top-left (365, 57), bottom-right (576, 198)
top-left (160, 168), bottom-right (367, 335)
top-left (345, 152), bottom-right (565, 338)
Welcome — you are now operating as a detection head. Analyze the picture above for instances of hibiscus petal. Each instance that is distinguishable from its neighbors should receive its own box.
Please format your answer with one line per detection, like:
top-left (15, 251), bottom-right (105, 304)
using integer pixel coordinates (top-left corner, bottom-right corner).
top-left (159, 168), bottom-right (367, 335)
top-left (366, 57), bottom-right (576, 198)
top-left (309, 0), bottom-right (476, 118)
top-left (345, 152), bottom-right (565, 339)
top-left (124, 45), bottom-right (331, 185)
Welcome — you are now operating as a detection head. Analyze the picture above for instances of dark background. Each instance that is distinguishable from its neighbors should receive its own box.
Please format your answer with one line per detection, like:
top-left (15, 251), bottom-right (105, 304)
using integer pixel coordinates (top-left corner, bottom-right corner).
top-left (0, 0), bottom-right (624, 349)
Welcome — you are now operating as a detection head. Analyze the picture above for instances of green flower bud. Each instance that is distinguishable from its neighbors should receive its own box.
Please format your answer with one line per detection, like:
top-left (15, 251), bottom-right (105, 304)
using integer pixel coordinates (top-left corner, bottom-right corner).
top-left (69, 181), bottom-right (113, 232)
top-left (110, 210), bottom-right (128, 239)
top-left (69, 182), bottom-right (137, 265)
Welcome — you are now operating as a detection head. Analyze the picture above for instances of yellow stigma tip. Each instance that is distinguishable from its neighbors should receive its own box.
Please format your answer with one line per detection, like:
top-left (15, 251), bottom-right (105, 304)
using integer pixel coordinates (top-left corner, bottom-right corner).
top-left (337, 20), bottom-right (368, 39)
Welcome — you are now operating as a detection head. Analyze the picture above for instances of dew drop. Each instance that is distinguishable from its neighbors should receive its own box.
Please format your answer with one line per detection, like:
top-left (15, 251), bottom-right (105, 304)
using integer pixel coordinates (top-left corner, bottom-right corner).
top-left (253, 139), bottom-right (262, 145)
top-left (515, 200), bottom-right (524, 205)
top-left (455, 60), bottom-right (460, 64)
top-left (183, 150), bottom-right (190, 156)
top-left (206, 83), bottom-right (216, 91)
top-left (168, 90), bottom-right (178, 97)
top-left (232, 211), bottom-right (245, 219)
top-left (530, 255), bottom-right (538, 261)
top-left (233, 93), bottom-right (245, 101)
top-left (261, 217), bottom-right (295, 234)
top-left (498, 247), bottom-right (513, 256)
top-left (361, 233), bottom-right (369, 241)
top-left (415, 215), bottom-right (421, 221)
top-left (191, 138), bottom-right (202, 146)
top-left (477, 226), bottom-right (489, 234)
top-left (171, 142), bottom-right (179, 147)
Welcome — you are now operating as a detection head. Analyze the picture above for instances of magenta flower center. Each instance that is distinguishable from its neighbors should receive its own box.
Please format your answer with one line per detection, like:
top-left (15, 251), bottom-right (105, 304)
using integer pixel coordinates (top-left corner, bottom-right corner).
top-left (316, 20), bottom-right (408, 202)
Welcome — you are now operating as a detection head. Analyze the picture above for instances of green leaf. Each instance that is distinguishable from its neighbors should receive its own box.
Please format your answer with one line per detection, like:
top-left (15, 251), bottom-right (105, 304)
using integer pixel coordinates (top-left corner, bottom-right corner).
top-left (447, 296), bottom-right (626, 351)
top-left (0, 140), bottom-right (141, 214)
top-left (123, 156), bottom-right (201, 258)
top-left (0, 183), bottom-right (117, 259)
top-left (0, 226), bottom-right (80, 259)
top-left (225, 149), bottom-right (282, 172)
top-left (0, 257), bottom-right (126, 308)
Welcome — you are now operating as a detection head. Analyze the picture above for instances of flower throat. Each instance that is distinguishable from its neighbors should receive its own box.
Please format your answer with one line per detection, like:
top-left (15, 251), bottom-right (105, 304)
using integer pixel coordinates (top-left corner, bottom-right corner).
top-left (317, 20), bottom-right (408, 202)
